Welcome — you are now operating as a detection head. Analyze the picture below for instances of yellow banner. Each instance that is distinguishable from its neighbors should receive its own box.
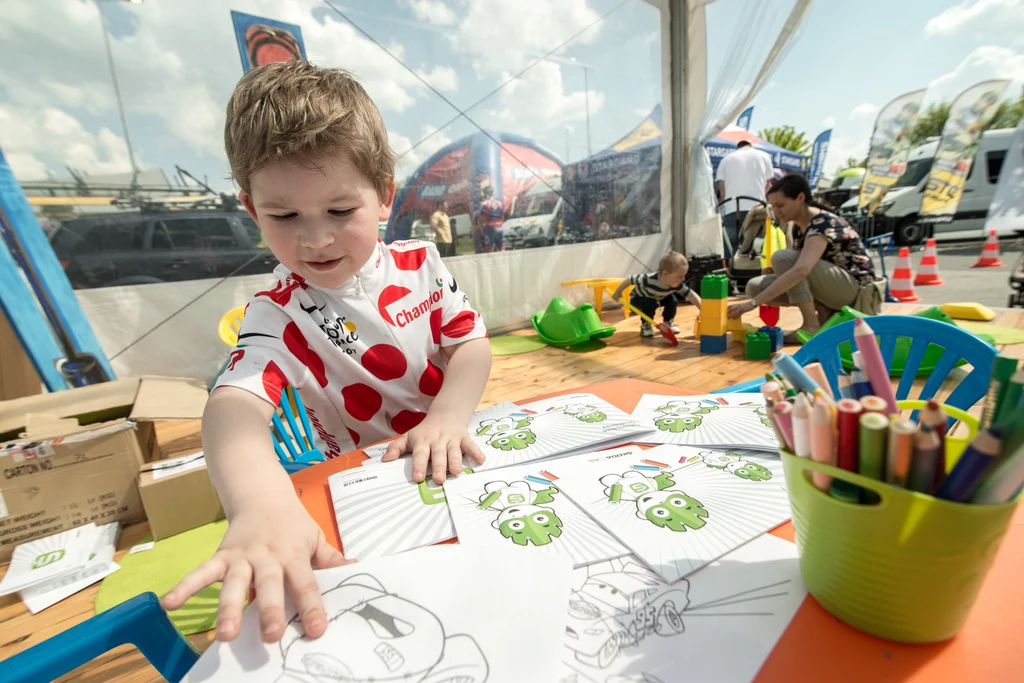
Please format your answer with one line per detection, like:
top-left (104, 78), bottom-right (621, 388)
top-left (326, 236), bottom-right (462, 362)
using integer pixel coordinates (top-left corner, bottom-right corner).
top-left (859, 90), bottom-right (925, 211)
top-left (920, 79), bottom-right (1010, 221)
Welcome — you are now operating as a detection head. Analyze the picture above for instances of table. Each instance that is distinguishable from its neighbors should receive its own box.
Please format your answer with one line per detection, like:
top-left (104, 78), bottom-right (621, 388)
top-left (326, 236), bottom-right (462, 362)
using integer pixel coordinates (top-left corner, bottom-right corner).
top-left (290, 378), bottom-right (1024, 682)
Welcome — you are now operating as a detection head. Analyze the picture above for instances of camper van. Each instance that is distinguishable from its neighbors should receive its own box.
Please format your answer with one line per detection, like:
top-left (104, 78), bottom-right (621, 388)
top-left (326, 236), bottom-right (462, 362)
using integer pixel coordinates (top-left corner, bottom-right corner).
top-left (864, 128), bottom-right (1012, 245)
top-left (504, 177), bottom-right (564, 249)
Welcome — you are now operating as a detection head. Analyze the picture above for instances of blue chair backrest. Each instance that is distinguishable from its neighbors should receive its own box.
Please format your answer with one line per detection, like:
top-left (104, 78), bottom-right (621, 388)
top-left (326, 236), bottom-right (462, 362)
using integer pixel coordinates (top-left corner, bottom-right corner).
top-left (270, 385), bottom-right (325, 473)
top-left (716, 316), bottom-right (997, 413)
top-left (0, 592), bottom-right (198, 683)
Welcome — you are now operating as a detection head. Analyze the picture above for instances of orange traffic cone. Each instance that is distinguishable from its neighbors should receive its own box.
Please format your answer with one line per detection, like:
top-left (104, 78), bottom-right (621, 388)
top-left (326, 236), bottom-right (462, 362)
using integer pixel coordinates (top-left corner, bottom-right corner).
top-left (890, 247), bottom-right (921, 302)
top-left (914, 238), bottom-right (944, 285)
top-left (971, 230), bottom-right (1005, 268)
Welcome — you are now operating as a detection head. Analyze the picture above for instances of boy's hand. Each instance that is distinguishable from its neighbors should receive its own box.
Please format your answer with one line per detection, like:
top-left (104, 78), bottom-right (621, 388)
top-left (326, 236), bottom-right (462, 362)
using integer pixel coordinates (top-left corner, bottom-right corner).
top-left (381, 414), bottom-right (486, 484)
top-left (161, 500), bottom-right (351, 644)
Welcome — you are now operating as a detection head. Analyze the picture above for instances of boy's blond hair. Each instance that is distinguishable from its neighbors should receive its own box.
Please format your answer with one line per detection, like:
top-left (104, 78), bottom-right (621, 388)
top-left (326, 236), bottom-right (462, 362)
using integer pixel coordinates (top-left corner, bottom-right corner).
top-left (224, 60), bottom-right (396, 199)
top-left (659, 251), bottom-right (688, 274)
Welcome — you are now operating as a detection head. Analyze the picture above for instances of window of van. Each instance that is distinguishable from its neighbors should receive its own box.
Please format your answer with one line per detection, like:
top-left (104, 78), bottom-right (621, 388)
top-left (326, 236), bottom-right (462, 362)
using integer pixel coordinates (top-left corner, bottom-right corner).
top-left (986, 150), bottom-right (1006, 184)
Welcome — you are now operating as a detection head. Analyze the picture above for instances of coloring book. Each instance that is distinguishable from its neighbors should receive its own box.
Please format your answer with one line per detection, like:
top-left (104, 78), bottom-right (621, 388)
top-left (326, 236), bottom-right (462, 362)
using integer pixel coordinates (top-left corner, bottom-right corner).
top-left (630, 394), bottom-right (778, 451)
top-left (551, 445), bottom-right (791, 583)
top-left (183, 546), bottom-right (573, 683)
top-left (560, 534), bottom-right (807, 683)
top-left (443, 448), bottom-right (639, 567)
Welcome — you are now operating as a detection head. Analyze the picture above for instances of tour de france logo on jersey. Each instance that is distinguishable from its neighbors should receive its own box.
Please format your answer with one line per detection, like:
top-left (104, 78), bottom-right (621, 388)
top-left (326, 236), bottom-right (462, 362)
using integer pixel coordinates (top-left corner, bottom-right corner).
top-left (319, 315), bottom-right (360, 355)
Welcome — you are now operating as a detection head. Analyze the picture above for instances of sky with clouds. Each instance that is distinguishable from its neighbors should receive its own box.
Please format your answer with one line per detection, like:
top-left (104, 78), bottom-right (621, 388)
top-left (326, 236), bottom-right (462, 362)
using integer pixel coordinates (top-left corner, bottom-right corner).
top-left (1, 0), bottom-right (1021, 192)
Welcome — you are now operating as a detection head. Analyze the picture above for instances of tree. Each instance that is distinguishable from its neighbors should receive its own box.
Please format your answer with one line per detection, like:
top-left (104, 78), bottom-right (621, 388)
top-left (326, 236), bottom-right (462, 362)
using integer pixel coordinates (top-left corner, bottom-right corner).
top-left (757, 125), bottom-right (812, 155)
top-left (845, 156), bottom-right (866, 168)
top-left (990, 94), bottom-right (1024, 130)
top-left (905, 102), bottom-right (950, 147)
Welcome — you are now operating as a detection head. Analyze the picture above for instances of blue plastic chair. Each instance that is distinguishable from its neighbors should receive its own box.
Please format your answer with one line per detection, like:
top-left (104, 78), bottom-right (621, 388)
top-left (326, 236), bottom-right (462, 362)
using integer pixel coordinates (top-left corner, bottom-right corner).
top-left (865, 232), bottom-right (900, 303)
top-left (0, 592), bottom-right (199, 683)
top-left (714, 316), bottom-right (997, 414)
top-left (271, 385), bottom-right (325, 473)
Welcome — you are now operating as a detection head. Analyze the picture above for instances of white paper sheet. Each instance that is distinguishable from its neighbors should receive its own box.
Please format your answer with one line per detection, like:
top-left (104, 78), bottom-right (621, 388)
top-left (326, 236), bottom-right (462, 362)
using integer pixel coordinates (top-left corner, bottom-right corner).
top-left (443, 448), bottom-right (639, 567)
top-left (182, 545), bottom-right (573, 683)
top-left (0, 523), bottom-right (98, 596)
top-left (551, 445), bottom-right (791, 583)
top-left (19, 522), bottom-right (122, 614)
top-left (560, 534), bottom-right (807, 683)
top-left (630, 394), bottom-right (778, 451)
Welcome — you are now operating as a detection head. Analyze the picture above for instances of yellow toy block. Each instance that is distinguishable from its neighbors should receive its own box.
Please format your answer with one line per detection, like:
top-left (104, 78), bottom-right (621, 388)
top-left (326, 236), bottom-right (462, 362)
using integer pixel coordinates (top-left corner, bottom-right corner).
top-left (694, 317), bottom-right (701, 340)
top-left (702, 315), bottom-right (729, 337)
top-left (701, 298), bottom-right (729, 322)
top-left (733, 323), bottom-right (757, 343)
top-left (941, 302), bottom-right (995, 321)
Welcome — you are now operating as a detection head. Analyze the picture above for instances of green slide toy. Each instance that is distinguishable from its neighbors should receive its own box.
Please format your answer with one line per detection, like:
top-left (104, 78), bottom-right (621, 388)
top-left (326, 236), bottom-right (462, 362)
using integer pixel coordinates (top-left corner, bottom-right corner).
top-left (531, 297), bottom-right (616, 348)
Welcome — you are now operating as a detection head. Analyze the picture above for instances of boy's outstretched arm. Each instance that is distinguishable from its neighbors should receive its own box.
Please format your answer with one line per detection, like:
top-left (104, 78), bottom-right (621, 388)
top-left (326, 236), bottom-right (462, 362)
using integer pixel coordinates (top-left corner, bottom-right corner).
top-left (161, 387), bottom-right (350, 644)
top-left (382, 337), bottom-right (492, 484)
top-left (611, 277), bottom-right (632, 301)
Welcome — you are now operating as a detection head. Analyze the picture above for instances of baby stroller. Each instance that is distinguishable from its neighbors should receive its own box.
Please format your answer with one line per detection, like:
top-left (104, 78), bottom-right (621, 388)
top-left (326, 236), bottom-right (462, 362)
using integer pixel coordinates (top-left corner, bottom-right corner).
top-left (729, 204), bottom-right (789, 290)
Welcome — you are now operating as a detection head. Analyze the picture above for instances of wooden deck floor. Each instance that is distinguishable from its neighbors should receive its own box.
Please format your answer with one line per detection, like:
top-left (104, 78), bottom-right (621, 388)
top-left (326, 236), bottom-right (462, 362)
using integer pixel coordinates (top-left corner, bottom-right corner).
top-left (4, 300), bottom-right (1024, 681)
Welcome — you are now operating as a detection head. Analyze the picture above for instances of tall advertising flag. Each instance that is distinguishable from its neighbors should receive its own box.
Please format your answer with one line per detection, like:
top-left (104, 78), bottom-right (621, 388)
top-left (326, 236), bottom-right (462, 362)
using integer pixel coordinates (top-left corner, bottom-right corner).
top-left (807, 129), bottom-right (832, 189)
top-left (858, 90), bottom-right (926, 211)
top-left (983, 113), bottom-right (1024, 236)
top-left (737, 107), bottom-right (754, 131)
top-left (231, 11), bottom-right (307, 73)
top-left (920, 79), bottom-right (1011, 223)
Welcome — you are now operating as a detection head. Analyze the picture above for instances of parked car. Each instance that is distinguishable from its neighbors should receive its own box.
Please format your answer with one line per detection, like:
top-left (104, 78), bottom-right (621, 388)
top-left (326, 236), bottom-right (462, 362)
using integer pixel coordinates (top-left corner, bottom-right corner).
top-left (505, 177), bottom-right (564, 249)
top-left (819, 167), bottom-right (864, 209)
top-left (50, 210), bottom-right (278, 289)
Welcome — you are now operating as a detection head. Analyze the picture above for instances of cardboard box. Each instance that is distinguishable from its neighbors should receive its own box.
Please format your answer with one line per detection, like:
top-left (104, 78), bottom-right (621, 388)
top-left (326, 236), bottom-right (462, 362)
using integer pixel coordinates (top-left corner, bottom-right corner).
top-left (139, 451), bottom-right (224, 540)
top-left (0, 377), bottom-right (207, 562)
top-left (0, 311), bottom-right (42, 401)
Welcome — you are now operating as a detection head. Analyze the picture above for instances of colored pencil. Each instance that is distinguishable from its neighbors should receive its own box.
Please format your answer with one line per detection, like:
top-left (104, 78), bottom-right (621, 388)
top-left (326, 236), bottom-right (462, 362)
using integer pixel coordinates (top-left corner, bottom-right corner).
top-left (858, 412), bottom-right (889, 482)
top-left (772, 352), bottom-right (824, 395)
top-left (836, 399), bottom-right (863, 472)
top-left (792, 394), bottom-right (812, 458)
top-left (982, 355), bottom-right (1018, 428)
top-left (860, 395), bottom-right (888, 415)
top-left (907, 424), bottom-right (942, 494)
top-left (995, 368), bottom-right (1024, 426)
top-left (810, 397), bottom-right (834, 491)
top-left (760, 381), bottom-right (784, 404)
top-left (804, 362), bottom-right (834, 401)
top-left (772, 401), bottom-right (795, 451)
top-left (971, 444), bottom-right (1024, 504)
top-left (886, 418), bottom-right (917, 487)
top-left (853, 318), bottom-right (899, 415)
top-left (764, 398), bottom-right (790, 447)
top-left (937, 426), bottom-right (1002, 502)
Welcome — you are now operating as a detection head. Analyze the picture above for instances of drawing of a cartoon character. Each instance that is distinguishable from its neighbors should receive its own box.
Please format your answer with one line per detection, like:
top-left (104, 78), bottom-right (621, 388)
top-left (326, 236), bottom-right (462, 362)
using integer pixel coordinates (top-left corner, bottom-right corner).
top-left (277, 574), bottom-right (489, 683)
top-left (475, 415), bottom-right (536, 451)
top-left (652, 400), bottom-right (718, 433)
top-left (562, 403), bottom-right (608, 424)
top-left (699, 451), bottom-right (773, 481)
top-left (601, 470), bottom-right (708, 532)
top-left (478, 480), bottom-right (563, 547)
top-left (753, 406), bottom-right (772, 429)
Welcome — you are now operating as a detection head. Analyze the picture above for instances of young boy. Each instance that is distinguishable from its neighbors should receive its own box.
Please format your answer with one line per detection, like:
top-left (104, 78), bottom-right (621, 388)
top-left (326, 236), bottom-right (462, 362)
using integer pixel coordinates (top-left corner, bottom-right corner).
top-left (612, 251), bottom-right (701, 337)
top-left (161, 61), bottom-right (492, 645)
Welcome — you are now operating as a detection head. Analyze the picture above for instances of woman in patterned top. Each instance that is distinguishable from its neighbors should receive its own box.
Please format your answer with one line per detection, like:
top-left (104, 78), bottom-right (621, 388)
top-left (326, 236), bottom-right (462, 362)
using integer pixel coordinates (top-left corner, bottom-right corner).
top-left (728, 175), bottom-right (878, 341)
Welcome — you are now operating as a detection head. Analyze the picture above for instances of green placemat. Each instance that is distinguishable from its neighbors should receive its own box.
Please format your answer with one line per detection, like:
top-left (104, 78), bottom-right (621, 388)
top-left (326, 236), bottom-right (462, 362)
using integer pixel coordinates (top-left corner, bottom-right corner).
top-left (956, 321), bottom-right (1024, 345)
top-left (95, 519), bottom-right (229, 635)
top-left (489, 334), bottom-right (548, 356)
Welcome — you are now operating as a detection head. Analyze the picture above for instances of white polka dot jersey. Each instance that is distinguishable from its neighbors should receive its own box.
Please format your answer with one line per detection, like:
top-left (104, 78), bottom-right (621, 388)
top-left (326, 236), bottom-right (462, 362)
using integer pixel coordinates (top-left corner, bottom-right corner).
top-left (215, 240), bottom-right (487, 458)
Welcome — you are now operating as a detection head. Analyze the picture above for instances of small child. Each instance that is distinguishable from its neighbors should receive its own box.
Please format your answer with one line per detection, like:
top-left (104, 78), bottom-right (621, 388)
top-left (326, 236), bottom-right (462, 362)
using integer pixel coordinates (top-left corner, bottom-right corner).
top-left (612, 251), bottom-right (702, 337)
top-left (162, 61), bottom-right (492, 645)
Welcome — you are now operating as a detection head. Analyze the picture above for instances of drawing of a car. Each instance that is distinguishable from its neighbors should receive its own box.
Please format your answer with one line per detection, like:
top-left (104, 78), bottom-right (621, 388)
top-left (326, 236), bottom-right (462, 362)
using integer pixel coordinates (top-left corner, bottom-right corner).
top-left (564, 569), bottom-right (688, 669)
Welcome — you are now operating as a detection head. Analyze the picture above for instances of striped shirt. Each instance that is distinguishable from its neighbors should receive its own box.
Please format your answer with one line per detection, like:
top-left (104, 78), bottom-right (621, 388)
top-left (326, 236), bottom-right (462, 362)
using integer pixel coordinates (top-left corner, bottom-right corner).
top-left (629, 272), bottom-right (693, 302)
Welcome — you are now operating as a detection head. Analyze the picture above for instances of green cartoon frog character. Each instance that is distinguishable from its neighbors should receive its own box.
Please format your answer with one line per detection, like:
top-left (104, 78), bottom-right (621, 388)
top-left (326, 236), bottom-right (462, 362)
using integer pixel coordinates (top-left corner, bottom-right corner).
top-left (699, 451), bottom-right (773, 481)
top-left (476, 415), bottom-right (537, 451)
top-left (654, 414), bottom-right (703, 433)
top-left (562, 403), bottom-right (608, 424)
top-left (654, 400), bottom-right (719, 417)
top-left (600, 470), bottom-right (708, 532)
top-left (652, 400), bottom-right (719, 433)
top-left (479, 480), bottom-right (563, 547)
top-left (753, 406), bottom-right (772, 429)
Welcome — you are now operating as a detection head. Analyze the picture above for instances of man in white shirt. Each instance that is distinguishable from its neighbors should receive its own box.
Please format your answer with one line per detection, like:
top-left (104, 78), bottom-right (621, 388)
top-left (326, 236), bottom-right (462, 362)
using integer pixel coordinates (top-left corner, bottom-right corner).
top-left (715, 141), bottom-right (775, 257)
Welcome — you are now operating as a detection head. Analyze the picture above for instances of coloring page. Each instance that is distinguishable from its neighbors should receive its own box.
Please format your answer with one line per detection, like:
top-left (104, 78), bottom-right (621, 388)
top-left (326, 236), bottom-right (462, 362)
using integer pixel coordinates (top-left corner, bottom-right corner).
top-left (183, 545), bottom-right (573, 683)
top-left (551, 445), bottom-right (791, 583)
top-left (630, 394), bottom-right (777, 451)
top-left (444, 448), bottom-right (641, 567)
top-left (559, 534), bottom-right (807, 683)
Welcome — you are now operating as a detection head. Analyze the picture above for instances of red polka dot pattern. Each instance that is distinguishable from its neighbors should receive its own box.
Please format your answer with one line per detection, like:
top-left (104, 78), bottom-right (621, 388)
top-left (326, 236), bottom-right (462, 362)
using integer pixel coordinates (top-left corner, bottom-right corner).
top-left (392, 410), bottom-right (427, 434)
top-left (284, 322), bottom-right (328, 387)
top-left (377, 285), bottom-right (412, 326)
top-left (419, 361), bottom-right (444, 397)
top-left (342, 384), bottom-right (383, 421)
top-left (261, 361), bottom-right (288, 406)
top-left (348, 427), bottom-right (360, 447)
top-left (391, 247), bottom-right (427, 271)
top-left (362, 344), bottom-right (408, 381)
top-left (441, 310), bottom-right (478, 339)
top-left (429, 308), bottom-right (442, 345)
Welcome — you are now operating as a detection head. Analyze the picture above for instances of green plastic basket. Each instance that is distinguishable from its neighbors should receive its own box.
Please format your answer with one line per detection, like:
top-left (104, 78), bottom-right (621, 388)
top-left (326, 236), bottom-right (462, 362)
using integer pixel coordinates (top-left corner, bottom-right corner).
top-left (781, 446), bottom-right (1020, 643)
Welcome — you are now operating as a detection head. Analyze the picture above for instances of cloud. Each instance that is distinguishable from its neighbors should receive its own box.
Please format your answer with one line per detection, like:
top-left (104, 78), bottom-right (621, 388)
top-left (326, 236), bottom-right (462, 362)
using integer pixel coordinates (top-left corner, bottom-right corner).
top-left (0, 104), bottom-right (135, 179)
top-left (405, 0), bottom-right (456, 26)
top-left (928, 46), bottom-right (1024, 102)
top-left (822, 133), bottom-right (870, 176)
top-left (925, 0), bottom-right (1024, 38)
top-left (389, 125), bottom-right (454, 180)
top-left (633, 108), bottom-right (652, 118)
top-left (485, 60), bottom-right (604, 139)
top-left (849, 103), bottom-right (880, 120)
top-left (822, 115), bottom-right (836, 128)
top-left (414, 65), bottom-right (459, 92)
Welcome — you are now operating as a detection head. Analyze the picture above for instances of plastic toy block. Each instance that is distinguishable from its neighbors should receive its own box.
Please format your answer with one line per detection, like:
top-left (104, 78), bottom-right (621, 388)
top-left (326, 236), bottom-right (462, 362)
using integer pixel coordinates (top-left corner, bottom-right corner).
top-left (728, 316), bottom-right (748, 342)
top-left (760, 326), bottom-right (784, 353)
top-left (733, 323), bottom-right (757, 343)
top-left (745, 332), bottom-right (772, 360)
top-left (701, 298), bottom-right (728, 321)
top-left (700, 333), bottom-right (728, 354)
top-left (759, 304), bottom-right (780, 327)
top-left (700, 273), bottom-right (729, 300)
top-left (693, 317), bottom-right (701, 340)
top-left (701, 315), bottom-right (728, 337)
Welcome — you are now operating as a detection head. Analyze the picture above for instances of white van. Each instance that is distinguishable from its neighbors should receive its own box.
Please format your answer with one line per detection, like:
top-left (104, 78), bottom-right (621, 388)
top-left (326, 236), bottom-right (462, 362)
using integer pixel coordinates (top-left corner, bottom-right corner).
top-left (861, 128), bottom-right (1012, 245)
top-left (504, 177), bottom-right (563, 249)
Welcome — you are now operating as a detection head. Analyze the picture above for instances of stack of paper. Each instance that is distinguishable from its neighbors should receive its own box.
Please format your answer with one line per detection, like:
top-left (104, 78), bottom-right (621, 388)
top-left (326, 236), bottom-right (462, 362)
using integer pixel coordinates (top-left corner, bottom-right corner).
top-left (18, 523), bottom-right (122, 614)
top-left (630, 393), bottom-right (779, 451)
top-left (0, 523), bottom-right (121, 607)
